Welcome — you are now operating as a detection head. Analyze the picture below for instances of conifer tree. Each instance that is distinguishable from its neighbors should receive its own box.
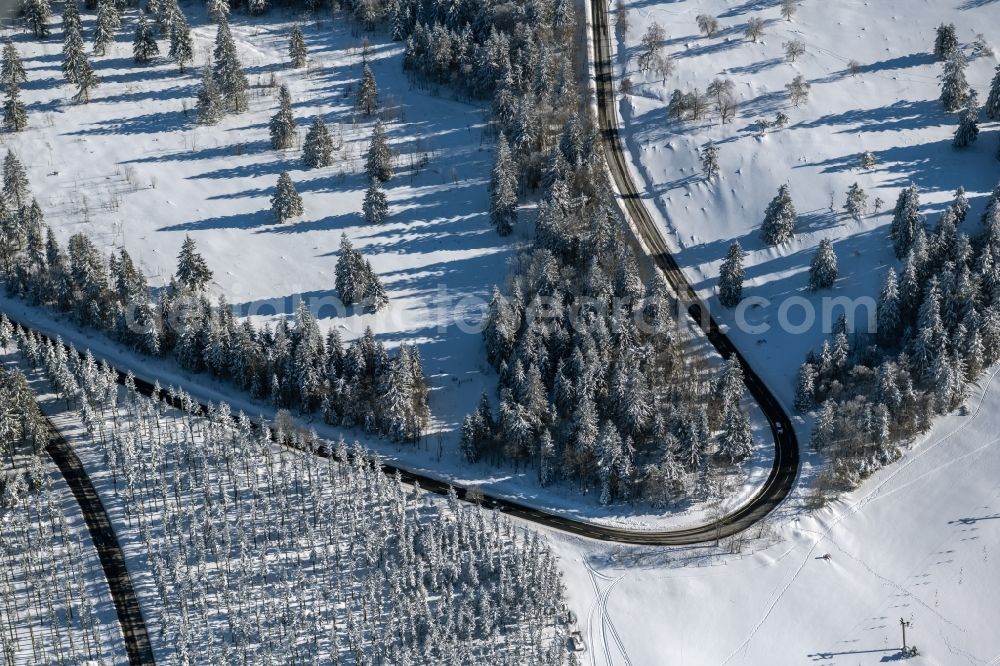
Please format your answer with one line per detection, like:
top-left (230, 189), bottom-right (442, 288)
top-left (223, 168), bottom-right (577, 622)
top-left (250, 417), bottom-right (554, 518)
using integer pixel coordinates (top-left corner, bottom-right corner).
top-left (132, 15), bottom-right (159, 65)
top-left (72, 54), bottom-right (98, 103)
top-left (1, 42), bottom-right (26, 90)
top-left (271, 172), bottom-right (303, 223)
top-left (213, 17), bottom-right (248, 113)
top-left (794, 362), bottom-right (815, 411)
top-left (940, 49), bottom-right (970, 112)
top-left (718, 241), bottom-right (744, 307)
top-left (361, 260), bottom-right (388, 312)
top-left (3, 150), bottom-right (29, 210)
top-left (954, 97), bottom-right (980, 148)
top-left (489, 133), bottom-right (517, 236)
top-left (808, 238), bottom-right (838, 290)
top-left (93, 0), bottom-right (120, 57)
top-left (289, 24), bottom-right (307, 68)
top-left (168, 11), bottom-right (194, 73)
top-left (175, 235), bottom-right (213, 292)
top-left (3, 83), bottom-right (26, 132)
top-left (24, 0), bottom-right (51, 39)
top-left (269, 83), bottom-right (296, 150)
top-left (877, 269), bottom-right (901, 344)
top-left (357, 62), bottom-right (378, 115)
top-left (986, 65), bottom-right (1000, 121)
top-left (362, 177), bottom-right (389, 225)
top-left (62, 21), bottom-right (86, 84)
top-left (760, 184), bottom-right (797, 245)
top-left (365, 120), bottom-right (393, 182)
top-left (844, 182), bottom-right (868, 221)
top-left (302, 116), bottom-right (333, 168)
top-left (890, 185), bottom-right (923, 258)
top-left (934, 23), bottom-right (958, 61)
top-left (207, 0), bottom-right (228, 23)
top-left (335, 233), bottom-right (367, 305)
top-left (196, 62), bottom-right (223, 124)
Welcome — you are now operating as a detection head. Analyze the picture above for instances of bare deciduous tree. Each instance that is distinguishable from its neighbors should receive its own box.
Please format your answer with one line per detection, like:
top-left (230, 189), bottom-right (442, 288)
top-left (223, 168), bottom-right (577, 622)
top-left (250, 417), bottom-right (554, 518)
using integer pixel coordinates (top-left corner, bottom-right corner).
top-left (783, 39), bottom-right (805, 62)
top-left (744, 17), bottom-right (765, 42)
top-left (696, 14), bottom-right (719, 38)
top-left (786, 74), bottom-right (811, 106)
top-left (638, 22), bottom-right (666, 71)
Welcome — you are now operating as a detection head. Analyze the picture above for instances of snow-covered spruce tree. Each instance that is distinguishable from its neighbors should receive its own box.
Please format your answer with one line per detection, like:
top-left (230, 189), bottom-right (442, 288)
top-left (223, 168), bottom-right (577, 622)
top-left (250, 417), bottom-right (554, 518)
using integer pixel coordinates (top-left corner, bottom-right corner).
top-left (360, 260), bottom-right (388, 312)
top-left (934, 23), bottom-right (958, 61)
top-left (362, 177), bottom-right (388, 225)
top-left (859, 150), bottom-right (877, 170)
top-left (760, 184), bottom-right (797, 245)
top-left (153, 0), bottom-right (179, 37)
top-left (212, 17), bottom-right (248, 113)
top-left (357, 62), bottom-right (378, 115)
top-left (700, 141), bottom-right (719, 179)
top-left (246, 0), bottom-right (267, 16)
top-left (302, 116), bottom-right (333, 168)
top-left (62, 21), bottom-right (86, 84)
top-left (72, 54), bottom-right (98, 103)
top-left (794, 362), bottom-right (816, 411)
top-left (940, 49), bottom-right (970, 112)
top-left (3, 150), bottom-right (30, 210)
top-left (92, 0), bottom-right (120, 57)
top-left (1, 42), bottom-right (26, 90)
top-left (168, 11), bottom-right (194, 73)
top-left (877, 268), bottom-right (902, 345)
top-left (289, 24), bottom-right (306, 68)
top-left (808, 238), bottom-right (838, 290)
top-left (271, 172), bottom-right (303, 223)
top-left (206, 0), bottom-right (228, 23)
top-left (269, 83), bottom-right (296, 150)
top-left (844, 182), bottom-right (867, 221)
top-left (195, 62), bottom-right (223, 124)
top-left (889, 184), bottom-right (923, 258)
top-left (174, 235), bottom-right (212, 292)
top-left (365, 120), bottom-right (393, 182)
top-left (334, 234), bottom-right (367, 305)
top-left (986, 65), bottom-right (1000, 121)
top-left (23, 0), bottom-right (51, 39)
top-left (132, 16), bottom-right (159, 65)
top-left (489, 133), bottom-right (517, 236)
top-left (3, 83), bottom-right (27, 132)
top-left (718, 241), bottom-right (744, 307)
top-left (954, 97), bottom-right (980, 148)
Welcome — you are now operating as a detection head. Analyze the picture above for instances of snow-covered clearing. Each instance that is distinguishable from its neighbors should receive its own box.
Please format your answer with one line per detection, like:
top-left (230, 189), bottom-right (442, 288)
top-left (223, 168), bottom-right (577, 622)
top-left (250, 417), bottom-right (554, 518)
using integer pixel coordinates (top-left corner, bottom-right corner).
top-left (550, 364), bottom-right (1000, 665)
top-left (614, 0), bottom-right (1000, 409)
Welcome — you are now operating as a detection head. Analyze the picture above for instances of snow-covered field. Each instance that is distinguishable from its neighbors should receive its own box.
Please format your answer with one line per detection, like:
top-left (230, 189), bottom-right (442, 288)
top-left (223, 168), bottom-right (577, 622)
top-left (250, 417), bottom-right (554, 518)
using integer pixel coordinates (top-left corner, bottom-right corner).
top-left (4, 3), bottom-right (508, 448)
top-left (552, 365), bottom-right (1000, 665)
top-left (614, 0), bottom-right (1000, 408)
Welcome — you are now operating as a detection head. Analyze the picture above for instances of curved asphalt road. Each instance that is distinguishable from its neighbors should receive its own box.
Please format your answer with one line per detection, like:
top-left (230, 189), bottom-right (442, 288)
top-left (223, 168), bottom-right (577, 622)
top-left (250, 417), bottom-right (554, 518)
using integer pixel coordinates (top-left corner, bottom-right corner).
top-left (586, 0), bottom-right (800, 542)
top-left (43, 415), bottom-right (155, 665)
top-left (1, 2), bottom-right (797, 549)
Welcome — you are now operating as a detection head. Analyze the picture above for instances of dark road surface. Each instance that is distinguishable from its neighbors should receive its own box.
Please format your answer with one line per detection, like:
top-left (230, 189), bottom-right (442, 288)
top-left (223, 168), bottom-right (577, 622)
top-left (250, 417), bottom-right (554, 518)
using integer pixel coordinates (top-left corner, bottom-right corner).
top-left (43, 416), bottom-right (155, 665)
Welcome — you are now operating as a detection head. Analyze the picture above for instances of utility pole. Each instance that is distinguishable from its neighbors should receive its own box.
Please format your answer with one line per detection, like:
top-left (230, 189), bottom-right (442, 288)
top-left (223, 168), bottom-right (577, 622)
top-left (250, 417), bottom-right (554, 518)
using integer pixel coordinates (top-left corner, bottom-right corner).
top-left (900, 618), bottom-right (911, 654)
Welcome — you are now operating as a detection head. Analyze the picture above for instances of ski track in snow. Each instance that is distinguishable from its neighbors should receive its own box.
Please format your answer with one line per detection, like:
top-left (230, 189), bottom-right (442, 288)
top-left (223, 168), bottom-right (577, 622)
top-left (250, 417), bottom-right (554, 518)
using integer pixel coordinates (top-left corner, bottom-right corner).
top-left (722, 364), bottom-right (1000, 664)
top-left (585, 560), bottom-right (633, 666)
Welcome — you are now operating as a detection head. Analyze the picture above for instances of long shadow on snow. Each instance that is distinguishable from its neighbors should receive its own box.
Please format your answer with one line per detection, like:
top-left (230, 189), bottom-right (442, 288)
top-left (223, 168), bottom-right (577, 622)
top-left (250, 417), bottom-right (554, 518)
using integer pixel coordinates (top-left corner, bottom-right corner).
top-left (62, 109), bottom-right (191, 136)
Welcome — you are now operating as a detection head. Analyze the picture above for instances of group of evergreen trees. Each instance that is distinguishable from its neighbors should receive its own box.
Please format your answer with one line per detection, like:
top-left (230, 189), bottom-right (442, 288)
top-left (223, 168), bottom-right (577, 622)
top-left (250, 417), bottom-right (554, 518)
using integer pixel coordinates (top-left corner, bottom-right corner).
top-left (797, 181), bottom-right (1000, 493)
top-left (196, 15), bottom-right (248, 123)
top-left (1, 324), bottom-right (572, 665)
top-left (0, 149), bottom-right (416, 441)
top-left (935, 24), bottom-right (1000, 152)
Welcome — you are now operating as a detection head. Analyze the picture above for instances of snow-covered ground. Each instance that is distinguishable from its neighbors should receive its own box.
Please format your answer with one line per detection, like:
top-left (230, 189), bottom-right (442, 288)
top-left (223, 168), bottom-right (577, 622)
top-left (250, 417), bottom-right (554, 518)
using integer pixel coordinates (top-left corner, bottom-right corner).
top-left (4, 3), bottom-right (508, 452)
top-left (551, 364), bottom-right (1000, 665)
top-left (1, 2), bottom-right (775, 527)
top-left (614, 0), bottom-right (1000, 408)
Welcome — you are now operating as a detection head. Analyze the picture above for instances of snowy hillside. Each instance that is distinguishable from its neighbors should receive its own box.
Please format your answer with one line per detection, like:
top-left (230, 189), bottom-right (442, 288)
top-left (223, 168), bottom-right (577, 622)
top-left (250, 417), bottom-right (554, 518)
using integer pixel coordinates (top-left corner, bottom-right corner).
top-left (3, 4), bottom-right (509, 438)
top-left (552, 364), bottom-right (1000, 665)
top-left (614, 0), bottom-right (1000, 407)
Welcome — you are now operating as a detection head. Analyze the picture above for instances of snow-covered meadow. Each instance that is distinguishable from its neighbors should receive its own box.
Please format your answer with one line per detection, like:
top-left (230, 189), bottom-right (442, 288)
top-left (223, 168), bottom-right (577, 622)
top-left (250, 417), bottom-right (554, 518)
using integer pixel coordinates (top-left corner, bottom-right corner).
top-left (614, 0), bottom-right (1000, 408)
top-left (3, 2), bottom-right (510, 445)
top-left (551, 364), bottom-right (1000, 665)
